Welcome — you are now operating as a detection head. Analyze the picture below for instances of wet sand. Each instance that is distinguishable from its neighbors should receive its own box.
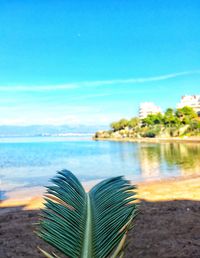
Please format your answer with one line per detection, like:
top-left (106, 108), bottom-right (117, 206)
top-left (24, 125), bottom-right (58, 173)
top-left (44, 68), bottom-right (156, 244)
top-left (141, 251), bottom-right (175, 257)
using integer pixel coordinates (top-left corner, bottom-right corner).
top-left (1, 175), bottom-right (200, 258)
top-left (1, 175), bottom-right (200, 209)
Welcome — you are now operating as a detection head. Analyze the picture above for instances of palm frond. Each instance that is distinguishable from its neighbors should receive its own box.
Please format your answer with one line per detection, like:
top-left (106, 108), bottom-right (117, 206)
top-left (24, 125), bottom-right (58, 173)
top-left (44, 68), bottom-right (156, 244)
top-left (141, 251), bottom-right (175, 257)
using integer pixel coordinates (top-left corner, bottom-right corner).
top-left (90, 176), bottom-right (137, 257)
top-left (38, 170), bottom-right (137, 258)
top-left (38, 170), bottom-right (86, 257)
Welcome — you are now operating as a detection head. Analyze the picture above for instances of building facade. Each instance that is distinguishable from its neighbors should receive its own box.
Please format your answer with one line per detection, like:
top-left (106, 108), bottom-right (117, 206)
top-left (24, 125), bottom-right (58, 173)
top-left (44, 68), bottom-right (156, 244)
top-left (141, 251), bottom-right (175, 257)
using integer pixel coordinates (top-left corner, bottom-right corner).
top-left (139, 102), bottom-right (162, 119)
top-left (177, 95), bottom-right (200, 116)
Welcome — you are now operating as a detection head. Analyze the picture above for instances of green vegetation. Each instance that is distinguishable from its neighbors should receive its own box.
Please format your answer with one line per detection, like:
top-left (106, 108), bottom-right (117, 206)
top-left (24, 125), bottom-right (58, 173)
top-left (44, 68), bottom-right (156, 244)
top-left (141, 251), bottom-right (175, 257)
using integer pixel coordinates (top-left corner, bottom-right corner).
top-left (94, 106), bottom-right (200, 139)
top-left (38, 170), bottom-right (137, 258)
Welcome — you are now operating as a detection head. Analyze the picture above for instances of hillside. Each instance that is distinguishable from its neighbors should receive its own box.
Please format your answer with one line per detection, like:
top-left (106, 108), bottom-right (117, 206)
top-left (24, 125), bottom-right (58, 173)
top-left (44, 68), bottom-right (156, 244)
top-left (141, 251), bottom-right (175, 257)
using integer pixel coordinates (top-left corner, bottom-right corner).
top-left (94, 106), bottom-right (200, 140)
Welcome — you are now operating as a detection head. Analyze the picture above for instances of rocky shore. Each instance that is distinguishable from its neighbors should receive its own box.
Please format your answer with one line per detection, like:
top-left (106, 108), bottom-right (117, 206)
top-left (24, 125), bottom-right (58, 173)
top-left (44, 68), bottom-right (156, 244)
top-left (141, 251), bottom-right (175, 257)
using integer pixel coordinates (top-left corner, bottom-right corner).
top-left (93, 135), bottom-right (200, 143)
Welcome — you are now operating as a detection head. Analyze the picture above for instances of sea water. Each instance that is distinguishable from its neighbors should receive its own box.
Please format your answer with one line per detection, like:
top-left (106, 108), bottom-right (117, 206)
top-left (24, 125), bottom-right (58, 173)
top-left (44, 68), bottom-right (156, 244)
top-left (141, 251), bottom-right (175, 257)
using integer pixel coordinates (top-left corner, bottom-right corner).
top-left (0, 136), bottom-right (200, 196)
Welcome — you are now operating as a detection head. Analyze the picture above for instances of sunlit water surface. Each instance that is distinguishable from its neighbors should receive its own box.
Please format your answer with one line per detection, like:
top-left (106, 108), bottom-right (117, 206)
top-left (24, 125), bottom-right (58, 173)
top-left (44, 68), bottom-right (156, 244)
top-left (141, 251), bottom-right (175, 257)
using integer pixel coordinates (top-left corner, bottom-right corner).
top-left (0, 136), bottom-right (200, 199)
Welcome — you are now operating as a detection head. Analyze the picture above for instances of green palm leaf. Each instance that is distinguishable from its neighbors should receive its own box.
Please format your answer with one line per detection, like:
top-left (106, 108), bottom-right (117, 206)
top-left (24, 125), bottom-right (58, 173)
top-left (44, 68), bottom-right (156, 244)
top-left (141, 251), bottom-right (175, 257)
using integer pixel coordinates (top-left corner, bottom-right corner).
top-left (38, 170), bottom-right (137, 258)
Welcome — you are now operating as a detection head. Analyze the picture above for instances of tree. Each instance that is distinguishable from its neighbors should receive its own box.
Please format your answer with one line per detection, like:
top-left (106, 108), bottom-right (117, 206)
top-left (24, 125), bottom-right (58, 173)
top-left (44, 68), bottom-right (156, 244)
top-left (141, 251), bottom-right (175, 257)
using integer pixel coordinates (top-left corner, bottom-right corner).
top-left (163, 108), bottom-right (179, 127)
top-left (128, 117), bottom-right (140, 128)
top-left (110, 121), bottom-right (121, 131)
top-left (118, 118), bottom-right (129, 129)
top-left (142, 115), bottom-right (154, 126)
top-left (175, 106), bottom-right (197, 125)
top-left (38, 170), bottom-right (137, 258)
top-left (187, 120), bottom-right (200, 134)
top-left (111, 119), bottom-right (129, 131)
top-left (151, 113), bottom-right (163, 125)
top-left (142, 113), bottom-right (163, 127)
top-left (165, 108), bottom-right (174, 116)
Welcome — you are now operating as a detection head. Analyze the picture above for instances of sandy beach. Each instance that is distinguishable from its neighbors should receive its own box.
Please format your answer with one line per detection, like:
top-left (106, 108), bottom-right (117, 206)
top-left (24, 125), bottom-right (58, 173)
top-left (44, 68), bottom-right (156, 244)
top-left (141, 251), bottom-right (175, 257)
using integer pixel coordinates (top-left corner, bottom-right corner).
top-left (1, 175), bottom-right (200, 258)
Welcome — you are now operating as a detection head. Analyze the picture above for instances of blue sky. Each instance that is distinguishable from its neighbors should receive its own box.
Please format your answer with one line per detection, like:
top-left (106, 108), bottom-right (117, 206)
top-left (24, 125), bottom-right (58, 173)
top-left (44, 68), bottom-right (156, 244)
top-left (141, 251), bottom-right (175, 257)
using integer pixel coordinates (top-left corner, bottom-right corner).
top-left (0, 0), bottom-right (200, 126)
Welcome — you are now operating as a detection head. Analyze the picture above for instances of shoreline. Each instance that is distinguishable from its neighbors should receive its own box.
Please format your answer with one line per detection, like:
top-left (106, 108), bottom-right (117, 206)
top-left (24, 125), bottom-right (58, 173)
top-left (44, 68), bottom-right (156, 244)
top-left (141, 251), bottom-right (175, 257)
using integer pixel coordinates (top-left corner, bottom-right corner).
top-left (1, 174), bottom-right (199, 210)
top-left (93, 136), bottom-right (200, 143)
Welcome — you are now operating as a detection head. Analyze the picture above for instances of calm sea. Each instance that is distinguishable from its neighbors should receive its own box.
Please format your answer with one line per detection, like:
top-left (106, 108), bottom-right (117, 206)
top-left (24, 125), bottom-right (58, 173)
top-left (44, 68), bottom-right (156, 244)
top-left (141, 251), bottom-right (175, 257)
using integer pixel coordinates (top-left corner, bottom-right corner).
top-left (0, 136), bottom-right (200, 198)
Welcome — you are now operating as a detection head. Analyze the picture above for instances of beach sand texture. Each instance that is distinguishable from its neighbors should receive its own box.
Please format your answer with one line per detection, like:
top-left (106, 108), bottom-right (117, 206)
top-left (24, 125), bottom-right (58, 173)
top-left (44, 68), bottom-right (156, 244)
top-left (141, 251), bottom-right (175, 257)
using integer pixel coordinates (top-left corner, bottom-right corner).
top-left (1, 175), bottom-right (200, 257)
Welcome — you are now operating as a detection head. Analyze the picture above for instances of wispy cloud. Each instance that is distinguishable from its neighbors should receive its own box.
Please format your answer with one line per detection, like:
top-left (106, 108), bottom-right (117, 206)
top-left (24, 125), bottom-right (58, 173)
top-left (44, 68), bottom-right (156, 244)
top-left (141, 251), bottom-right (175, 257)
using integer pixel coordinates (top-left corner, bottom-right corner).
top-left (106, 70), bottom-right (200, 84)
top-left (0, 84), bottom-right (77, 92)
top-left (0, 70), bottom-right (199, 92)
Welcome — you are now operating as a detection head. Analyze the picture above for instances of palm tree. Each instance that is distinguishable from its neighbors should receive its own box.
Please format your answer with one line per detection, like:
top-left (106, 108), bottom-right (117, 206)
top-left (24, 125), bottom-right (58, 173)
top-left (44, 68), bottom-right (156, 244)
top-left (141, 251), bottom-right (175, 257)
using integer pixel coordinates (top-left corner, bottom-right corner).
top-left (38, 170), bottom-right (138, 258)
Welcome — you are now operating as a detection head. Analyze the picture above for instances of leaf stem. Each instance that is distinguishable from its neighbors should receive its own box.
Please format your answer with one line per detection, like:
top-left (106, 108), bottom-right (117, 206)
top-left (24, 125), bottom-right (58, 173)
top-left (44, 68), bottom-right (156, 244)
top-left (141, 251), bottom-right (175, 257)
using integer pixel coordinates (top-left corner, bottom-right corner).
top-left (81, 193), bottom-right (92, 258)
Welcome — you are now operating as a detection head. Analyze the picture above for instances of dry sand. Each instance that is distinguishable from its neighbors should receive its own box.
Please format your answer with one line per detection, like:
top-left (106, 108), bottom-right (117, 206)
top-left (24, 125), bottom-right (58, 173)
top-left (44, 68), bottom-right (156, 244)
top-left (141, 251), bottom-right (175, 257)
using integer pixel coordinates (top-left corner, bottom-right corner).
top-left (1, 175), bottom-right (200, 258)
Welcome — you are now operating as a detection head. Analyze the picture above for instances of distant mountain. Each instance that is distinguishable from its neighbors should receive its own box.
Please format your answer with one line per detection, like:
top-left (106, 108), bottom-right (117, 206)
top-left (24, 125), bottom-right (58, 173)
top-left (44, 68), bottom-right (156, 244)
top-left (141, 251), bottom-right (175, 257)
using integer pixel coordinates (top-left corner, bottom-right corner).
top-left (0, 125), bottom-right (108, 137)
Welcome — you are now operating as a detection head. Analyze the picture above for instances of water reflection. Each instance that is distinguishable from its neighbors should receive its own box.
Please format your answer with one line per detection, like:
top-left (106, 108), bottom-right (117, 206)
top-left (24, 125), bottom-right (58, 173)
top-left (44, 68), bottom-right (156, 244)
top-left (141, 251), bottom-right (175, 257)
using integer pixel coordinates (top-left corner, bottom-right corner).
top-left (139, 144), bottom-right (161, 178)
top-left (162, 143), bottom-right (200, 176)
top-left (0, 139), bottom-right (199, 195)
top-left (138, 143), bottom-right (200, 178)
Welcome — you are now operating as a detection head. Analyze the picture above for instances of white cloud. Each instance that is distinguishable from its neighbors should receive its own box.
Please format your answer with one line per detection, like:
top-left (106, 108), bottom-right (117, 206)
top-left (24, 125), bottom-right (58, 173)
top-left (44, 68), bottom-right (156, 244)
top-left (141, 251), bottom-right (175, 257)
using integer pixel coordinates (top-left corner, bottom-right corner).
top-left (0, 84), bottom-right (77, 92)
top-left (83, 70), bottom-right (200, 86)
top-left (0, 70), bottom-right (199, 92)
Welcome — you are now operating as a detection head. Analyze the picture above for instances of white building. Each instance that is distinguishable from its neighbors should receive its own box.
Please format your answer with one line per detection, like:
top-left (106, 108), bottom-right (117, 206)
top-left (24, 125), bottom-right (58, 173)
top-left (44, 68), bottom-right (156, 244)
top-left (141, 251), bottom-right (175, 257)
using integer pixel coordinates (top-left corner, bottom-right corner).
top-left (177, 95), bottom-right (200, 116)
top-left (139, 102), bottom-right (162, 119)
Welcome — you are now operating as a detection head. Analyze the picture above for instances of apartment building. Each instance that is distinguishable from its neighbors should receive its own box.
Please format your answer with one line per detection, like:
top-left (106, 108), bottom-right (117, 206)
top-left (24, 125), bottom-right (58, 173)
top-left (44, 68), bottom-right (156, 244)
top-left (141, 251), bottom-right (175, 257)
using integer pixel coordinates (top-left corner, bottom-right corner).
top-left (139, 102), bottom-right (162, 119)
top-left (177, 95), bottom-right (200, 116)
